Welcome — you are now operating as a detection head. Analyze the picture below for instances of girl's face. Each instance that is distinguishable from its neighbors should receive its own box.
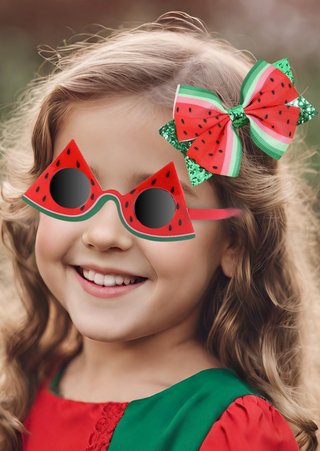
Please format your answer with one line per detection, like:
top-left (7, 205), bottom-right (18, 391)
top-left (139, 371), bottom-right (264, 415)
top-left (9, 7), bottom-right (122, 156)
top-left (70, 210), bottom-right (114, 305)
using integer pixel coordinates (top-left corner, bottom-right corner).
top-left (35, 96), bottom-right (234, 343)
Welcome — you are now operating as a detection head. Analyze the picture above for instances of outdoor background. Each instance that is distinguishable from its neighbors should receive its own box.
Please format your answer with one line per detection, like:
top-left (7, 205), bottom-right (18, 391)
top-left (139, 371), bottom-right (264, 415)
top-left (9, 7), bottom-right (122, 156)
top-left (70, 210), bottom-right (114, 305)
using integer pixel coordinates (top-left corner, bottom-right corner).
top-left (1, 0), bottom-right (319, 173)
top-left (0, 0), bottom-right (319, 441)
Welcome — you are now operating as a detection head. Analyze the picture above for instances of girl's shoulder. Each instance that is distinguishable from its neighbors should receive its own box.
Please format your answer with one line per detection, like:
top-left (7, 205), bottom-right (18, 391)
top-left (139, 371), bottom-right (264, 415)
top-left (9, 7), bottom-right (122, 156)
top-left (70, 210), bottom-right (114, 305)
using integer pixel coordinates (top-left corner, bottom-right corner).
top-left (199, 394), bottom-right (299, 451)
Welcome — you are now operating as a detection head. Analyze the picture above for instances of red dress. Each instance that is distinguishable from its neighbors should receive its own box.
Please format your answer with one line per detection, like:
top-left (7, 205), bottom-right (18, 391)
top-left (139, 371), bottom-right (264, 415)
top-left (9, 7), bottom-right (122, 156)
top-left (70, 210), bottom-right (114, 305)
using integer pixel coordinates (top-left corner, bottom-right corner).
top-left (22, 364), bottom-right (299, 450)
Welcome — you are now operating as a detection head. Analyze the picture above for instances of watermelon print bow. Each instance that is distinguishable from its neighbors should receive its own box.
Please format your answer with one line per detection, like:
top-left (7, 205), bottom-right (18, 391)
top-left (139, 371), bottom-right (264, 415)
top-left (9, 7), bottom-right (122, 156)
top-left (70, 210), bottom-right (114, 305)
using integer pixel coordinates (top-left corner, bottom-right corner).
top-left (158, 58), bottom-right (318, 187)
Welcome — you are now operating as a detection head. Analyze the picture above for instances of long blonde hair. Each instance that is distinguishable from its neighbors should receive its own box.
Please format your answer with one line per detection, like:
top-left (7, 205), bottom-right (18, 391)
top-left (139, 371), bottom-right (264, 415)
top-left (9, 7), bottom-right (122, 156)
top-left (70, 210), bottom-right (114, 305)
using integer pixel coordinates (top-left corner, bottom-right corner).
top-left (0, 11), bottom-right (319, 451)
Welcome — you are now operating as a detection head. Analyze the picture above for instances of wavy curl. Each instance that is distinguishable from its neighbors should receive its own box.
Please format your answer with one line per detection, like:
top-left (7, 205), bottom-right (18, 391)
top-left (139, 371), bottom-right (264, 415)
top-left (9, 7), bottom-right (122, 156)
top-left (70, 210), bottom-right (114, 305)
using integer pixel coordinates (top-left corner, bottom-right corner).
top-left (0, 11), bottom-right (319, 451)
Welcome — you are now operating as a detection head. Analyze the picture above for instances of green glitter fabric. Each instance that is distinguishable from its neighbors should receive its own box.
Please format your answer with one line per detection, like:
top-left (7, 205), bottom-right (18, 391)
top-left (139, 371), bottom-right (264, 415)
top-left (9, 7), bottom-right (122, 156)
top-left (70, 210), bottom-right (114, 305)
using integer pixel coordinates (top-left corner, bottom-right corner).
top-left (158, 57), bottom-right (318, 186)
top-left (272, 58), bottom-right (295, 85)
top-left (273, 58), bottom-right (317, 125)
top-left (288, 96), bottom-right (318, 125)
top-left (227, 104), bottom-right (250, 129)
top-left (158, 120), bottom-right (212, 186)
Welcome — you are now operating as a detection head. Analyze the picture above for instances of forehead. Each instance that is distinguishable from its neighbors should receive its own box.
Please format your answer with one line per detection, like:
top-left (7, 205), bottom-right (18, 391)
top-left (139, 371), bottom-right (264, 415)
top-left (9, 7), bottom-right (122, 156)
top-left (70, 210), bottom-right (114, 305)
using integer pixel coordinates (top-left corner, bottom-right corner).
top-left (53, 96), bottom-right (217, 204)
top-left (54, 96), bottom-right (172, 168)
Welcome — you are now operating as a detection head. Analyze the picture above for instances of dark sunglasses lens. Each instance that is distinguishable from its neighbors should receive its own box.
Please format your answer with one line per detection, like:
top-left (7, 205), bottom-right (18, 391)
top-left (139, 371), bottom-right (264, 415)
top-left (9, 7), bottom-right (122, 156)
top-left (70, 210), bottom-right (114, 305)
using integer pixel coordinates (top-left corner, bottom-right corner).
top-left (50, 168), bottom-right (91, 208)
top-left (134, 188), bottom-right (176, 228)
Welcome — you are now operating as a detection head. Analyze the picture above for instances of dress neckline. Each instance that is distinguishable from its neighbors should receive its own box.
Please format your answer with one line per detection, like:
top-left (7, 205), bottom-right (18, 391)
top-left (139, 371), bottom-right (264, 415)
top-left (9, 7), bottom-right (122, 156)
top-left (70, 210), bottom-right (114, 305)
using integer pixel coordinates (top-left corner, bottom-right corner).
top-left (44, 363), bottom-right (237, 406)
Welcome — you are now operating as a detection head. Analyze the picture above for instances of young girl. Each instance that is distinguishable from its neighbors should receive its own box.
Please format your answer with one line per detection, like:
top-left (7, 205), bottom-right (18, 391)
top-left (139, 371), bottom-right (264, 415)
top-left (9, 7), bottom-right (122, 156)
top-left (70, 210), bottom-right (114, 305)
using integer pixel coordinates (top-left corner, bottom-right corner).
top-left (0, 10), bottom-right (319, 451)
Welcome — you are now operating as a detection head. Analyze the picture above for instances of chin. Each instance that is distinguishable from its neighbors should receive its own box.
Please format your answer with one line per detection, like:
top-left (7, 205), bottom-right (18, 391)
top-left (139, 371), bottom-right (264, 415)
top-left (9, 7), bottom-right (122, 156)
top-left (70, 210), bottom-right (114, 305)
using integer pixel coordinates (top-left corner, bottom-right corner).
top-left (71, 318), bottom-right (138, 343)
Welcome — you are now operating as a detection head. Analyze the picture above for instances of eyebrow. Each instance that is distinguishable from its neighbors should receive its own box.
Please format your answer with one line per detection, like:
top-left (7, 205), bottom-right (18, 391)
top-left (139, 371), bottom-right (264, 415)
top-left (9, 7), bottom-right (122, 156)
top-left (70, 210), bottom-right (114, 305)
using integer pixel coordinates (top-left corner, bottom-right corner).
top-left (89, 166), bottom-right (198, 198)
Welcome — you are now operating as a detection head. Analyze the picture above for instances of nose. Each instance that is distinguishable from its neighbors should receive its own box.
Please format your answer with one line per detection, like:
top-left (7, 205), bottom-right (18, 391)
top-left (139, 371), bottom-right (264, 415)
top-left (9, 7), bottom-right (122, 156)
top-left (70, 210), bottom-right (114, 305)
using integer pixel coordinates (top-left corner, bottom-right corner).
top-left (81, 197), bottom-right (133, 251)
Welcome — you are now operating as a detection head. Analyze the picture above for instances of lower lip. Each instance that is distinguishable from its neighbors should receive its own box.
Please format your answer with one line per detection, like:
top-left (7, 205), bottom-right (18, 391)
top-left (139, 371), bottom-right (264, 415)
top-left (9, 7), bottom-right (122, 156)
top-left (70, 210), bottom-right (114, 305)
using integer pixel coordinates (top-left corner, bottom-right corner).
top-left (73, 267), bottom-right (148, 298)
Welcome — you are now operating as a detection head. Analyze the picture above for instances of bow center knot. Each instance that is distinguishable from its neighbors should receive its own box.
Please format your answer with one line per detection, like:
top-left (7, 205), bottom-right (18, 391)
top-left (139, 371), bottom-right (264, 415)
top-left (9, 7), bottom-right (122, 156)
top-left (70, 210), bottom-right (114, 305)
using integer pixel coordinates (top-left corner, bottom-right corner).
top-left (227, 104), bottom-right (250, 129)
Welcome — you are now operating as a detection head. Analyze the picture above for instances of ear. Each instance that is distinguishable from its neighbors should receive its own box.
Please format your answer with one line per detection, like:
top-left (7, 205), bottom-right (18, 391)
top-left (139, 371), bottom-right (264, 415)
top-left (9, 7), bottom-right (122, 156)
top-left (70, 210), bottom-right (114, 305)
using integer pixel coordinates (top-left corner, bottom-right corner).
top-left (220, 243), bottom-right (238, 278)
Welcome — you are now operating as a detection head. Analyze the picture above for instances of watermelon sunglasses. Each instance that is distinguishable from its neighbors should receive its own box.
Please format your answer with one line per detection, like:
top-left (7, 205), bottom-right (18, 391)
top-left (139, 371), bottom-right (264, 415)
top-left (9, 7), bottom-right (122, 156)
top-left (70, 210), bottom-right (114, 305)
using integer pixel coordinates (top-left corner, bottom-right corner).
top-left (22, 139), bottom-right (242, 242)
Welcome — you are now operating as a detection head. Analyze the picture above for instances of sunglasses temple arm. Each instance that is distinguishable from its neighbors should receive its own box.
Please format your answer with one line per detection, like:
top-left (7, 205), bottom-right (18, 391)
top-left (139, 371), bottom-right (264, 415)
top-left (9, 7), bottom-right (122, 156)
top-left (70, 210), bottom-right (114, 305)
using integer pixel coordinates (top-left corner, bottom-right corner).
top-left (187, 208), bottom-right (243, 220)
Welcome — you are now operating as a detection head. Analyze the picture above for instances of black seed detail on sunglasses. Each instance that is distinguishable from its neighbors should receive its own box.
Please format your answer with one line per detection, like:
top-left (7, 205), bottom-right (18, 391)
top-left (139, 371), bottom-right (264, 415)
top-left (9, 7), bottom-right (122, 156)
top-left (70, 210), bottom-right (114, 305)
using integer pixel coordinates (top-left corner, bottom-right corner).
top-left (45, 173), bottom-right (49, 179)
top-left (271, 90), bottom-right (275, 95)
top-left (219, 149), bottom-right (223, 153)
top-left (178, 219), bottom-right (182, 226)
top-left (181, 119), bottom-right (185, 124)
top-left (258, 98), bottom-right (261, 102)
top-left (209, 130), bottom-right (212, 135)
top-left (287, 105), bottom-right (290, 109)
top-left (67, 148), bottom-right (70, 155)
top-left (176, 107), bottom-right (179, 112)
top-left (36, 186), bottom-right (40, 192)
top-left (270, 78), bottom-right (274, 82)
top-left (189, 107), bottom-right (192, 112)
top-left (216, 140), bottom-right (220, 144)
top-left (218, 123), bottom-right (222, 128)
top-left (281, 82), bottom-right (285, 87)
top-left (194, 147), bottom-right (198, 150)
top-left (130, 189), bottom-right (136, 194)
top-left (279, 110), bottom-right (282, 115)
top-left (166, 171), bottom-right (170, 177)
top-left (272, 125), bottom-right (275, 129)
top-left (260, 91), bottom-right (263, 95)
top-left (176, 203), bottom-right (179, 209)
top-left (76, 161), bottom-right (80, 168)
top-left (285, 99), bottom-right (288, 104)
top-left (151, 178), bottom-right (156, 185)
top-left (265, 114), bottom-right (268, 119)
top-left (91, 193), bottom-right (94, 200)
top-left (56, 160), bottom-right (60, 167)
top-left (203, 118), bottom-right (207, 123)
top-left (195, 133), bottom-right (199, 137)
top-left (80, 205), bottom-right (85, 211)
top-left (42, 196), bottom-right (46, 202)
top-left (212, 166), bottom-right (218, 169)
top-left (289, 131), bottom-right (292, 137)
top-left (198, 124), bottom-right (202, 128)
top-left (125, 201), bottom-right (128, 208)
top-left (169, 224), bottom-right (172, 231)
top-left (201, 139), bottom-right (205, 144)
top-left (91, 179), bottom-right (95, 186)
top-left (129, 216), bottom-right (133, 222)
top-left (288, 83), bottom-right (292, 88)
top-left (215, 116), bottom-right (219, 120)
top-left (171, 186), bottom-right (174, 194)
top-left (208, 111), bottom-right (211, 115)
top-left (287, 119), bottom-right (290, 124)
top-left (209, 153), bottom-right (213, 156)
top-left (183, 131), bottom-right (187, 135)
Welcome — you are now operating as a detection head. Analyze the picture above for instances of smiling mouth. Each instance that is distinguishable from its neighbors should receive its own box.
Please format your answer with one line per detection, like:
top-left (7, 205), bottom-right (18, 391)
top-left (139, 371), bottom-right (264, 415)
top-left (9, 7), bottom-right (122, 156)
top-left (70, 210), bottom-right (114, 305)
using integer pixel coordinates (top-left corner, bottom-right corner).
top-left (73, 266), bottom-right (148, 286)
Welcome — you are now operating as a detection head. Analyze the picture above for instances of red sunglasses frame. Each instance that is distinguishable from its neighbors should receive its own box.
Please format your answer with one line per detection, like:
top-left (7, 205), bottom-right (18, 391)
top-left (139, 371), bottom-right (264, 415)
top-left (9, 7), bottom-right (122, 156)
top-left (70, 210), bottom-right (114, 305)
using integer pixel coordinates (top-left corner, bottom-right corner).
top-left (22, 139), bottom-right (242, 242)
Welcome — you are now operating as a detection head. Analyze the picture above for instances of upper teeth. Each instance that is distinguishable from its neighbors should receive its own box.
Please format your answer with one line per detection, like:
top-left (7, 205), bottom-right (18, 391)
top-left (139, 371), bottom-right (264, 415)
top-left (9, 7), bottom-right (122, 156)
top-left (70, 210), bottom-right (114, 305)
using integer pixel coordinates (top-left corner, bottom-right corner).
top-left (81, 268), bottom-right (140, 286)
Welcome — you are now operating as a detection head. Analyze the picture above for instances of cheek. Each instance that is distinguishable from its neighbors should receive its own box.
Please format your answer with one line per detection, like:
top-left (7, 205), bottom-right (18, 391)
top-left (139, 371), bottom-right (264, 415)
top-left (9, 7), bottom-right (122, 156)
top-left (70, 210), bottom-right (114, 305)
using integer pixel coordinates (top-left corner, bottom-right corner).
top-left (35, 215), bottom-right (73, 262)
top-left (35, 215), bottom-right (84, 306)
top-left (141, 220), bottom-right (222, 283)
top-left (34, 214), bottom-right (81, 290)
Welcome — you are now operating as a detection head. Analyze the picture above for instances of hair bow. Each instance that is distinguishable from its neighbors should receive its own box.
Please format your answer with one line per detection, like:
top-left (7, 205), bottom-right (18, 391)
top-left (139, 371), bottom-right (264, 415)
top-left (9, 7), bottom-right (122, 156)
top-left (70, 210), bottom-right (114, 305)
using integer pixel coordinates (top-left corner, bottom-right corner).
top-left (158, 58), bottom-right (318, 186)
